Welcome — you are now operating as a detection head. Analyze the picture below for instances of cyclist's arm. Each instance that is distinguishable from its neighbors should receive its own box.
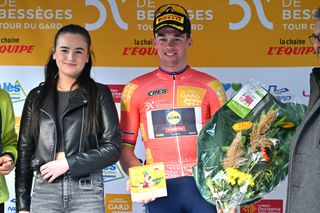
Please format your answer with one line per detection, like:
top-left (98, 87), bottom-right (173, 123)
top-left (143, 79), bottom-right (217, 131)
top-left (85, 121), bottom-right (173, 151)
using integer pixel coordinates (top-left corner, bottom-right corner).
top-left (119, 145), bottom-right (140, 175)
top-left (119, 82), bottom-right (141, 175)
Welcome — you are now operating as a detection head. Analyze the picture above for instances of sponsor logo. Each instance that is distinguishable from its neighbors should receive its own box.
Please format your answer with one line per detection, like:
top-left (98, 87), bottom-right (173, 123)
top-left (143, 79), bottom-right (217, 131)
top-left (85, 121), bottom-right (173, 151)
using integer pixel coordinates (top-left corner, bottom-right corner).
top-left (208, 80), bottom-right (227, 105)
top-left (267, 46), bottom-right (315, 55)
top-left (108, 84), bottom-right (125, 103)
top-left (164, 125), bottom-right (186, 133)
top-left (6, 198), bottom-right (16, 213)
top-left (0, 45), bottom-right (35, 53)
top-left (240, 199), bottom-right (283, 213)
top-left (102, 163), bottom-right (124, 183)
top-left (144, 101), bottom-right (155, 111)
top-left (0, 80), bottom-right (27, 103)
top-left (166, 110), bottom-right (182, 126)
top-left (85, 0), bottom-right (127, 31)
top-left (105, 194), bottom-right (132, 213)
top-left (122, 47), bottom-right (157, 56)
top-left (148, 88), bottom-right (167, 96)
top-left (177, 86), bottom-right (205, 107)
top-left (156, 14), bottom-right (184, 25)
top-left (239, 92), bottom-right (254, 106)
top-left (121, 83), bottom-right (138, 111)
top-left (229, 0), bottom-right (273, 30)
top-left (267, 85), bottom-right (291, 102)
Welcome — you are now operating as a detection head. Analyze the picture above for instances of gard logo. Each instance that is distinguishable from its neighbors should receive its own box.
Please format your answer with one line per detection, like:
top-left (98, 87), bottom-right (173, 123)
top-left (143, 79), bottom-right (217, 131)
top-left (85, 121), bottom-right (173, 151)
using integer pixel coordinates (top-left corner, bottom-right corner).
top-left (102, 163), bottom-right (125, 183)
top-left (166, 110), bottom-right (182, 126)
top-left (105, 194), bottom-right (132, 213)
top-left (267, 85), bottom-right (292, 102)
top-left (229, 0), bottom-right (273, 30)
top-left (6, 198), bottom-right (16, 213)
top-left (0, 80), bottom-right (27, 103)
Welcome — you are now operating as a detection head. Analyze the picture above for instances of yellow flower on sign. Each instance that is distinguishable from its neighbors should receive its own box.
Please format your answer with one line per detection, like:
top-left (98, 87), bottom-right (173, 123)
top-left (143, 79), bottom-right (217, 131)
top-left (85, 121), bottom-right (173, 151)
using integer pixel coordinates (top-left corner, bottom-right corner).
top-left (232, 121), bottom-right (253, 131)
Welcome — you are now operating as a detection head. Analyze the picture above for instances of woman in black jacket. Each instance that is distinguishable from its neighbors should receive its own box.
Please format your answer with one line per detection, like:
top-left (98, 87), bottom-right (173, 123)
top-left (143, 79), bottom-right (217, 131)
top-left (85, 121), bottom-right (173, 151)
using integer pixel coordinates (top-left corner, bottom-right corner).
top-left (15, 24), bottom-right (121, 213)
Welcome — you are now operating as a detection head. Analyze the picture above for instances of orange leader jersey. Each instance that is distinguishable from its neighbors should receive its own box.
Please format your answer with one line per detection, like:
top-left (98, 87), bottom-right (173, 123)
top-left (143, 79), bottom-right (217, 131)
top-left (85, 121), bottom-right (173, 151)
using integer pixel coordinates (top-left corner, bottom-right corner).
top-left (120, 67), bottom-right (227, 179)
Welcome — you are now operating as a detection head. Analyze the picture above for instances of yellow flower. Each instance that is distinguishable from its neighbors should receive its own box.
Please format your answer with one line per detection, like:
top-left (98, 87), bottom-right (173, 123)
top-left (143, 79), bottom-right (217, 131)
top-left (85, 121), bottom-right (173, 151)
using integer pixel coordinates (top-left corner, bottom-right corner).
top-left (232, 121), bottom-right (253, 131)
top-left (280, 122), bottom-right (295, 129)
top-left (225, 167), bottom-right (255, 187)
top-left (238, 173), bottom-right (255, 187)
top-left (225, 168), bottom-right (238, 185)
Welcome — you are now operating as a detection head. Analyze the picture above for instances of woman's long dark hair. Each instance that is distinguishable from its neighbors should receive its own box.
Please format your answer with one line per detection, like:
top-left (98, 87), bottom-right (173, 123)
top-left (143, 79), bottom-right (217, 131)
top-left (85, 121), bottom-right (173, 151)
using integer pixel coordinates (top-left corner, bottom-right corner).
top-left (31, 24), bottom-right (98, 137)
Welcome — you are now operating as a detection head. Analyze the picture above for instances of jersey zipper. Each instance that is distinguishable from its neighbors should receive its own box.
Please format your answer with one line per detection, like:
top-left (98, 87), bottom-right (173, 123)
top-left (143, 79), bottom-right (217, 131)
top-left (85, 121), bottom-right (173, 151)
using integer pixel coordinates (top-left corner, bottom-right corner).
top-left (172, 73), bottom-right (184, 176)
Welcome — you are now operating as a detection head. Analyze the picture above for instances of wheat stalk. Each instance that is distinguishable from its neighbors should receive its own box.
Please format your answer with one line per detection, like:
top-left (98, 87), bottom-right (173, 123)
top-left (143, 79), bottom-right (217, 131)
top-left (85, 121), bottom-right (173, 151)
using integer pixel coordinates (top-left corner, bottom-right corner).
top-left (223, 131), bottom-right (246, 169)
top-left (250, 108), bottom-right (278, 152)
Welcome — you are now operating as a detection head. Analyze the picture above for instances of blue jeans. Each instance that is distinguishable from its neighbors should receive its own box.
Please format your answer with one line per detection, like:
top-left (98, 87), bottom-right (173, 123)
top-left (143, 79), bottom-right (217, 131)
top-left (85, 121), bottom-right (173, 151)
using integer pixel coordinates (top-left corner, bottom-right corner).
top-left (146, 176), bottom-right (217, 213)
top-left (30, 172), bottom-right (105, 213)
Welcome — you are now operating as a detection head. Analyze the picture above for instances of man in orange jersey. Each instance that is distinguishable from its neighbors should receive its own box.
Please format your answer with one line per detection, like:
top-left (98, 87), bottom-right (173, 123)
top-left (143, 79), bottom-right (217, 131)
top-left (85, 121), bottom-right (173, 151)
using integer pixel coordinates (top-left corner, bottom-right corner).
top-left (120, 4), bottom-right (227, 213)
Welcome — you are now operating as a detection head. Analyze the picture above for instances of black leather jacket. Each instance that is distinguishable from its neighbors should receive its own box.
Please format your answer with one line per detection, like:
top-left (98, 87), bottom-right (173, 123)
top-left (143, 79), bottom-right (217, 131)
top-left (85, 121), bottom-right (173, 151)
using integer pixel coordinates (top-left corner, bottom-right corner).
top-left (15, 83), bottom-right (121, 211)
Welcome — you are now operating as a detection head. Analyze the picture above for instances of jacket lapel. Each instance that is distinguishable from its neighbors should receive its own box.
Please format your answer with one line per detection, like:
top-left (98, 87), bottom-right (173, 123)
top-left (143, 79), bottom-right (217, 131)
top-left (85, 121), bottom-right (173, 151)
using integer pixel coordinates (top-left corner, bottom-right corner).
top-left (40, 88), bottom-right (88, 117)
top-left (66, 88), bottom-right (88, 113)
top-left (40, 88), bottom-right (57, 119)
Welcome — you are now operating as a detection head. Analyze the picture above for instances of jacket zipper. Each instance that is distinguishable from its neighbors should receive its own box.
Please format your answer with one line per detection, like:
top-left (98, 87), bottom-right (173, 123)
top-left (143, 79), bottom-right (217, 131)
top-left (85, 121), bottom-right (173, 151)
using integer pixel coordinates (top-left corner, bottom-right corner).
top-left (40, 109), bottom-right (58, 161)
top-left (79, 107), bottom-right (85, 152)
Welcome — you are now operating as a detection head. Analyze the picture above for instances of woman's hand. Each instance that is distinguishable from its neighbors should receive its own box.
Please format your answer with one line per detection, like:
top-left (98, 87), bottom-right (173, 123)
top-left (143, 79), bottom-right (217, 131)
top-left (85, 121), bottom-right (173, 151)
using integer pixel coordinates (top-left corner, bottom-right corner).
top-left (40, 158), bottom-right (69, 182)
top-left (0, 154), bottom-right (14, 175)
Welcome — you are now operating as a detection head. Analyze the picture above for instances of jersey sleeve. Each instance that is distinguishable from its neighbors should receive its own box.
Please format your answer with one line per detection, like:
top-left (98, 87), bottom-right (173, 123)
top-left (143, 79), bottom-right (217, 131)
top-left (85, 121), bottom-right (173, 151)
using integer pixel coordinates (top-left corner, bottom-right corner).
top-left (206, 79), bottom-right (227, 116)
top-left (120, 82), bottom-right (140, 147)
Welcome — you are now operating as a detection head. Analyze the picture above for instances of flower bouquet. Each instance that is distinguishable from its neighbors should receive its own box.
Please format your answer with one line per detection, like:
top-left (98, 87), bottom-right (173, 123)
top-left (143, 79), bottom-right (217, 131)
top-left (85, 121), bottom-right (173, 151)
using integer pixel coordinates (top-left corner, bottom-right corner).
top-left (193, 81), bottom-right (306, 212)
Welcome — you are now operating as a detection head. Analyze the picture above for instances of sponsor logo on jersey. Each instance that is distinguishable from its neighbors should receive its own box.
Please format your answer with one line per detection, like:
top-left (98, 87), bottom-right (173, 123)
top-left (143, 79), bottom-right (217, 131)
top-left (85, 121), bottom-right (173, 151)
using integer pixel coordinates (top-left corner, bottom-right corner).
top-left (147, 88), bottom-right (167, 96)
top-left (177, 86), bottom-right (205, 107)
top-left (166, 110), bottom-right (182, 125)
top-left (121, 83), bottom-right (138, 111)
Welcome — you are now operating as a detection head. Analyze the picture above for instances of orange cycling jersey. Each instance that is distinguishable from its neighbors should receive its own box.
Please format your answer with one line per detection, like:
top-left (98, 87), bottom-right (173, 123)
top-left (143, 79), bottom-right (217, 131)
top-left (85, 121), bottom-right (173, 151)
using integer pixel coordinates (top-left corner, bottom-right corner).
top-left (120, 67), bottom-right (227, 179)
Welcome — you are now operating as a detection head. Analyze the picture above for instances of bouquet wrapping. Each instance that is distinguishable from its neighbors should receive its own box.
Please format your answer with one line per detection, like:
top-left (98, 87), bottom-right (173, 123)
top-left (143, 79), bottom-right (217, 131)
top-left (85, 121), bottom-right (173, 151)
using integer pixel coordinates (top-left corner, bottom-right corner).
top-left (193, 81), bottom-right (306, 212)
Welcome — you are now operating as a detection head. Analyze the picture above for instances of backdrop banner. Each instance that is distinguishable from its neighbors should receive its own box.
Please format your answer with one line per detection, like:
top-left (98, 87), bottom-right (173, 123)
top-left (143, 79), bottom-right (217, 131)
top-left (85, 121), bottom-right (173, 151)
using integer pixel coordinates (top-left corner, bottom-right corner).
top-left (0, 0), bottom-right (319, 67)
top-left (0, 1), bottom-right (317, 213)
